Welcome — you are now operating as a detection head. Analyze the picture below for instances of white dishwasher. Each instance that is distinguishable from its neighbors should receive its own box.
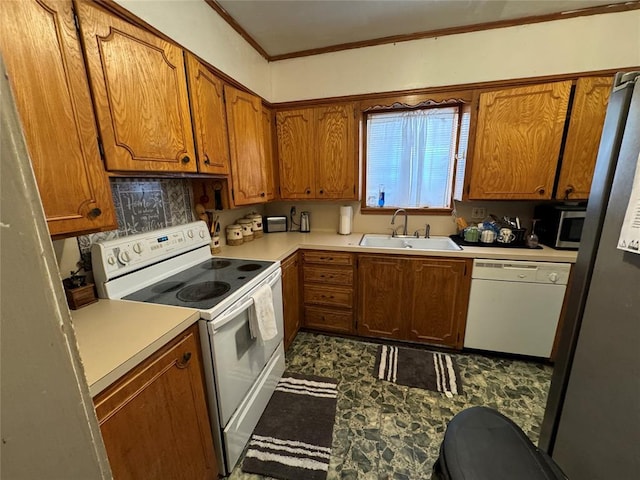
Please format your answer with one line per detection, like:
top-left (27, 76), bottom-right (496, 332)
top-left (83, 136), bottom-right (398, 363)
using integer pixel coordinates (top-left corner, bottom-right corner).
top-left (464, 259), bottom-right (571, 358)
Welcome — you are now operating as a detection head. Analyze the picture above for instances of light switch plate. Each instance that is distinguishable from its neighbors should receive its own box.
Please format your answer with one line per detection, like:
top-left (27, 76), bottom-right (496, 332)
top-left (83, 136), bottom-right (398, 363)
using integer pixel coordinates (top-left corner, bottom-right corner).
top-left (471, 207), bottom-right (486, 219)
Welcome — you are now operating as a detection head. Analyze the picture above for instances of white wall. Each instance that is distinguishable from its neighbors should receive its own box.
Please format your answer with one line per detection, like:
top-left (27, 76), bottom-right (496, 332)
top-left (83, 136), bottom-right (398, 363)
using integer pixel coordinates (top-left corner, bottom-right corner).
top-left (114, 0), bottom-right (271, 99)
top-left (271, 10), bottom-right (640, 102)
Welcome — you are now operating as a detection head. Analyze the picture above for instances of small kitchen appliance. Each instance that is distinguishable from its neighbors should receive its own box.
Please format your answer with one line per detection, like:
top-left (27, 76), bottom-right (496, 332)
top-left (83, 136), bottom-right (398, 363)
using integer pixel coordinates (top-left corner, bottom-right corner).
top-left (300, 211), bottom-right (311, 232)
top-left (263, 215), bottom-right (288, 233)
top-left (91, 221), bottom-right (284, 475)
top-left (534, 204), bottom-right (586, 249)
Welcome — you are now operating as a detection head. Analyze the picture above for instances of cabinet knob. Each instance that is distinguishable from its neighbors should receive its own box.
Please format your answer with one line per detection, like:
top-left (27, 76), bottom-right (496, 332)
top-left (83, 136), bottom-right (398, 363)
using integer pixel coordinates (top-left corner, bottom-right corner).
top-left (87, 207), bottom-right (102, 219)
top-left (181, 156), bottom-right (191, 164)
top-left (260, 192), bottom-right (266, 197)
top-left (305, 188), bottom-right (311, 195)
top-left (203, 154), bottom-right (211, 165)
top-left (319, 189), bottom-right (324, 194)
top-left (538, 188), bottom-right (545, 195)
top-left (176, 352), bottom-right (192, 369)
top-left (564, 185), bottom-right (574, 199)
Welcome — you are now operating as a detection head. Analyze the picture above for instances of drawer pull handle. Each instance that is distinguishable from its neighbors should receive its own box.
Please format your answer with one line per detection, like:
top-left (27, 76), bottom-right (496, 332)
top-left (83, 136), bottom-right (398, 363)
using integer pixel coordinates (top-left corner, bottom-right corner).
top-left (176, 352), bottom-right (192, 369)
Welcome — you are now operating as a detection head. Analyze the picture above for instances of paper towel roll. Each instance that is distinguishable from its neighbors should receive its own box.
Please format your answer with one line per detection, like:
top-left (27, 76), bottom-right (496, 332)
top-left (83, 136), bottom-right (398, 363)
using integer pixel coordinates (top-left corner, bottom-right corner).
top-left (338, 205), bottom-right (352, 235)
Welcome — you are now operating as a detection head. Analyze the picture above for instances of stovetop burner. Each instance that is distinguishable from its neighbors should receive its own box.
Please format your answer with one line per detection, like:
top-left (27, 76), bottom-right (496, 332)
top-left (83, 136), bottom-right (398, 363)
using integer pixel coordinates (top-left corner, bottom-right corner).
top-left (177, 281), bottom-right (231, 302)
top-left (237, 263), bottom-right (262, 272)
top-left (202, 259), bottom-right (232, 270)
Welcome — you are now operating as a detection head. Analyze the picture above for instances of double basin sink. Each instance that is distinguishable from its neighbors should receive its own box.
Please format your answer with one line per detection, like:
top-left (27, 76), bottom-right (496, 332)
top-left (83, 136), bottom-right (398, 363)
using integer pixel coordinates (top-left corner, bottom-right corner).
top-left (359, 234), bottom-right (462, 251)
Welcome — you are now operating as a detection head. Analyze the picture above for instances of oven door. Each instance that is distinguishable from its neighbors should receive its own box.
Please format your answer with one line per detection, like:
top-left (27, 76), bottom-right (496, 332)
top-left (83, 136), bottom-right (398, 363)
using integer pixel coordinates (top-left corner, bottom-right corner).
top-left (207, 269), bottom-right (283, 426)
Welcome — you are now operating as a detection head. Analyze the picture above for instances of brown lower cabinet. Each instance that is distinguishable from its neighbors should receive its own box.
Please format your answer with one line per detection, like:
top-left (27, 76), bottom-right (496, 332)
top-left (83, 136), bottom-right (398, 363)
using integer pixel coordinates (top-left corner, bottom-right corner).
top-left (302, 250), bottom-right (355, 334)
top-left (357, 255), bottom-right (472, 349)
top-left (94, 324), bottom-right (218, 480)
top-left (282, 252), bottom-right (302, 349)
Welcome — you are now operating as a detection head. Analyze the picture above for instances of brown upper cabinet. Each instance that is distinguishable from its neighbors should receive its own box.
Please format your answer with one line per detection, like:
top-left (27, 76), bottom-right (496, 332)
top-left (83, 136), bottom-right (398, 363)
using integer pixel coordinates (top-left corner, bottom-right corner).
top-left (185, 53), bottom-right (230, 175)
top-left (277, 104), bottom-right (358, 200)
top-left (467, 77), bottom-right (612, 200)
top-left (224, 85), bottom-right (268, 205)
top-left (468, 81), bottom-right (572, 200)
top-left (262, 106), bottom-right (278, 201)
top-left (77, 1), bottom-right (197, 173)
top-left (0, 0), bottom-right (116, 238)
top-left (556, 76), bottom-right (613, 200)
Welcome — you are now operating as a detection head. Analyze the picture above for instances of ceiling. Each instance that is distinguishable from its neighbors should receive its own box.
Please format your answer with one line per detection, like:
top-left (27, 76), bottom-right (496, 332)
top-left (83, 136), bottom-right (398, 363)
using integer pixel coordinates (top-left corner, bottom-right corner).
top-left (214, 0), bottom-right (635, 60)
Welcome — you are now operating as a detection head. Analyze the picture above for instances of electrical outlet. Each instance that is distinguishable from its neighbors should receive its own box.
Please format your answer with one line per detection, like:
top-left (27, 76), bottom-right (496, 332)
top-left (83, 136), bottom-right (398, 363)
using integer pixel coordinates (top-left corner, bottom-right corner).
top-left (471, 207), bottom-right (486, 219)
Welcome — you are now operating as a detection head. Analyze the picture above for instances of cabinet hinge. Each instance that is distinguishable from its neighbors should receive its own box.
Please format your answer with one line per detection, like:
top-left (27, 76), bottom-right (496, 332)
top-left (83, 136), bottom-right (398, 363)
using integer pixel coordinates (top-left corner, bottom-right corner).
top-left (97, 137), bottom-right (105, 160)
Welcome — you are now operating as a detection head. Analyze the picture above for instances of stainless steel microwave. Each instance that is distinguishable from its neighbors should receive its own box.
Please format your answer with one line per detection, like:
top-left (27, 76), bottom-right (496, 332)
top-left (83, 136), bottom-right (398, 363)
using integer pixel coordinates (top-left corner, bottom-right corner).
top-left (534, 204), bottom-right (586, 250)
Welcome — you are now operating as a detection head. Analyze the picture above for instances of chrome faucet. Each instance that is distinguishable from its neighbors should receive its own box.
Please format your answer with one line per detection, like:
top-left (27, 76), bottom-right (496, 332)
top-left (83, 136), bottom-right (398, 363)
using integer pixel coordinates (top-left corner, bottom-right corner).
top-left (425, 223), bottom-right (430, 238)
top-left (391, 208), bottom-right (408, 237)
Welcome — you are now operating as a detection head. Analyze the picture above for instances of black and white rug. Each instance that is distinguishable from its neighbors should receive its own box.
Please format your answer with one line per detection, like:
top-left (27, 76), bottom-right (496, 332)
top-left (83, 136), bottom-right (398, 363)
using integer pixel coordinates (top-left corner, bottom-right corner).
top-left (374, 344), bottom-right (463, 397)
top-left (242, 372), bottom-right (338, 480)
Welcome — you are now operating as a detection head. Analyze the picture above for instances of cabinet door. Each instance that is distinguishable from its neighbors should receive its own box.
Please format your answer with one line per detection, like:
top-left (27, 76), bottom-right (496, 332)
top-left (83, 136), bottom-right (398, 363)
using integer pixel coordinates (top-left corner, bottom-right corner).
top-left (282, 253), bottom-right (301, 350)
top-left (315, 104), bottom-right (357, 199)
top-left (262, 106), bottom-right (278, 201)
top-left (185, 53), bottom-right (230, 175)
top-left (556, 76), bottom-right (613, 200)
top-left (94, 325), bottom-right (218, 479)
top-left (357, 255), bottom-right (405, 339)
top-left (405, 258), bottom-right (471, 348)
top-left (1, 0), bottom-right (116, 238)
top-left (77, 1), bottom-right (197, 173)
top-left (224, 85), bottom-right (267, 205)
top-left (469, 81), bottom-right (572, 199)
top-left (276, 109), bottom-right (315, 199)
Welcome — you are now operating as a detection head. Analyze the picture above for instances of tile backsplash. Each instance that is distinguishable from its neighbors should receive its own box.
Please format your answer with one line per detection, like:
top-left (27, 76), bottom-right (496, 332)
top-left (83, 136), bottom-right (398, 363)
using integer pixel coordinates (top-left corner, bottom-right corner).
top-left (77, 178), bottom-right (194, 255)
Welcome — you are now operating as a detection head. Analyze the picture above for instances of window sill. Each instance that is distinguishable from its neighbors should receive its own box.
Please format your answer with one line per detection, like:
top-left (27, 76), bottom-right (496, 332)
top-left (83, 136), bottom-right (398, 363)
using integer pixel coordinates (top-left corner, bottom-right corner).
top-left (360, 207), bottom-right (453, 215)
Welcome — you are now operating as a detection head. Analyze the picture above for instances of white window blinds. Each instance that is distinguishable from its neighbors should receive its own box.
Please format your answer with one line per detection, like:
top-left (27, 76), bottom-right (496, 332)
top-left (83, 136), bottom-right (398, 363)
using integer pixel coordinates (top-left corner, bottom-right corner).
top-left (366, 106), bottom-right (466, 209)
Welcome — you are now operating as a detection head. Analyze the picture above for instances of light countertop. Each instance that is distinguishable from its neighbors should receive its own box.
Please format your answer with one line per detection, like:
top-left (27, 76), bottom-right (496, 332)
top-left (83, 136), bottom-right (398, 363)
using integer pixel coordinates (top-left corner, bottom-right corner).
top-left (72, 231), bottom-right (576, 398)
top-left (70, 299), bottom-right (199, 397)
top-left (218, 231), bottom-right (578, 263)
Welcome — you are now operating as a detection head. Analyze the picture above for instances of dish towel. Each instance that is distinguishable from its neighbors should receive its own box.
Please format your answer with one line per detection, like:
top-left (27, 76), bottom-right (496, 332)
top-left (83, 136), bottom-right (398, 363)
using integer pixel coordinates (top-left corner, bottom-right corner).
top-left (248, 284), bottom-right (277, 343)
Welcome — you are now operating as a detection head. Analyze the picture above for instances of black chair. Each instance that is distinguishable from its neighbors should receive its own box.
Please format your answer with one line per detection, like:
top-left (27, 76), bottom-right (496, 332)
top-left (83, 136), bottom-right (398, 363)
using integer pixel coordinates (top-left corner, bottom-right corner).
top-left (432, 406), bottom-right (567, 480)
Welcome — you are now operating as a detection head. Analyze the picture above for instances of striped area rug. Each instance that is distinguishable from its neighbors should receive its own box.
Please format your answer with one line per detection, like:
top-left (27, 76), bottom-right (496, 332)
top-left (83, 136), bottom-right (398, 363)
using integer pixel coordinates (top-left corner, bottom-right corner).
top-left (242, 372), bottom-right (338, 480)
top-left (374, 345), bottom-right (463, 397)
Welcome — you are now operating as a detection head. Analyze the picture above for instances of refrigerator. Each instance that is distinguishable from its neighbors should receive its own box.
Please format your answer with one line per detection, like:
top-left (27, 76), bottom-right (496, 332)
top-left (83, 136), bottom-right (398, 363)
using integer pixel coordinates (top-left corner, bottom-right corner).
top-left (539, 72), bottom-right (640, 478)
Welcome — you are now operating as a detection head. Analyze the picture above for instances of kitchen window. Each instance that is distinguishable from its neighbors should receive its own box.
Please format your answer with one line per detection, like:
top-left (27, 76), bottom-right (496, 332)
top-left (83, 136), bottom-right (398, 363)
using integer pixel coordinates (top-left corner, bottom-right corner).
top-left (364, 104), bottom-right (470, 211)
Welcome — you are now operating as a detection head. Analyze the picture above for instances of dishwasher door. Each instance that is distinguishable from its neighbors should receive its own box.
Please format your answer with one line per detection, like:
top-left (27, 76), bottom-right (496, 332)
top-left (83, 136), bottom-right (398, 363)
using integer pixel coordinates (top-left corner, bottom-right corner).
top-left (464, 260), bottom-right (570, 358)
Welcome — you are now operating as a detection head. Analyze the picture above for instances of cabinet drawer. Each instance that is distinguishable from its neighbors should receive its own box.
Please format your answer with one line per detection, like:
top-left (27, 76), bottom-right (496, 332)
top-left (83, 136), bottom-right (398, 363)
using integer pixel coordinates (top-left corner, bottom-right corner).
top-left (304, 306), bottom-right (353, 333)
top-left (304, 284), bottom-right (353, 308)
top-left (303, 250), bottom-right (353, 266)
top-left (304, 265), bottom-right (353, 286)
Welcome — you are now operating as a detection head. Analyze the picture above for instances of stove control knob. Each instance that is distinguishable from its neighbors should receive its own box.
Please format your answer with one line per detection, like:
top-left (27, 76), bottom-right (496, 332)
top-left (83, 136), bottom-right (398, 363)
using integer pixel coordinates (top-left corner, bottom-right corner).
top-left (118, 250), bottom-right (131, 264)
top-left (133, 242), bottom-right (143, 254)
top-left (198, 229), bottom-right (206, 239)
top-left (548, 272), bottom-right (559, 283)
top-left (187, 229), bottom-right (194, 239)
top-left (107, 256), bottom-right (116, 266)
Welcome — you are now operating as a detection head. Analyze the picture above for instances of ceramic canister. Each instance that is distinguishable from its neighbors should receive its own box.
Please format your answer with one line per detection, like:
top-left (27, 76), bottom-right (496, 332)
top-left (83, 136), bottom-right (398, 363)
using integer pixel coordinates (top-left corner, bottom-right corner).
top-left (237, 218), bottom-right (254, 242)
top-left (226, 224), bottom-right (243, 246)
top-left (246, 214), bottom-right (263, 238)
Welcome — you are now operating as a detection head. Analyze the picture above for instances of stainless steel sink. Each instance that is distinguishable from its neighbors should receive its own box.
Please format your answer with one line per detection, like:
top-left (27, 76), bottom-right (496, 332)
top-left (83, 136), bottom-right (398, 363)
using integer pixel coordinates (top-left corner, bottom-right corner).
top-left (359, 234), bottom-right (462, 251)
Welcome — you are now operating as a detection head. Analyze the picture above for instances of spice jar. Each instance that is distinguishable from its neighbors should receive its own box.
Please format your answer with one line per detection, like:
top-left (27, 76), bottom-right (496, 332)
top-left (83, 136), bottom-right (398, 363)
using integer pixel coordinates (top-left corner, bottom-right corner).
top-left (237, 218), bottom-right (254, 242)
top-left (246, 214), bottom-right (263, 238)
top-left (226, 224), bottom-right (243, 246)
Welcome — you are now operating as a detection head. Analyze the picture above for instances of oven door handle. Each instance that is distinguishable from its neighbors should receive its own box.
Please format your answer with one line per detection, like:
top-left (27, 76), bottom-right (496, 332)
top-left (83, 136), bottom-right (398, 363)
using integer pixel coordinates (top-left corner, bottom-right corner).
top-left (210, 296), bottom-right (254, 332)
top-left (209, 269), bottom-right (281, 332)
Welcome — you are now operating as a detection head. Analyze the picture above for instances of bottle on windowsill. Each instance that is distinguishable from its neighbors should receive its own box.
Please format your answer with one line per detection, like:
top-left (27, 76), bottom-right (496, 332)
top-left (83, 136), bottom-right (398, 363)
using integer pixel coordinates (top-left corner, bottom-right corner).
top-left (378, 184), bottom-right (385, 208)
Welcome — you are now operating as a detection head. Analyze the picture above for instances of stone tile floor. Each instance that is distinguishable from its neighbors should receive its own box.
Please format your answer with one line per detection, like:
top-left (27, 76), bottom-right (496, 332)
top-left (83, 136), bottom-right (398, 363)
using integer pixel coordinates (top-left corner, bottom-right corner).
top-left (230, 332), bottom-right (552, 480)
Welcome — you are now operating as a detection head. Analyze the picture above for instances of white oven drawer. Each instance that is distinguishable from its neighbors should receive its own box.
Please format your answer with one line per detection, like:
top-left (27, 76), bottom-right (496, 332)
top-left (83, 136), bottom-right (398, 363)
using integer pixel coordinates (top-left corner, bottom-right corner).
top-left (223, 343), bottom-right (285, 472)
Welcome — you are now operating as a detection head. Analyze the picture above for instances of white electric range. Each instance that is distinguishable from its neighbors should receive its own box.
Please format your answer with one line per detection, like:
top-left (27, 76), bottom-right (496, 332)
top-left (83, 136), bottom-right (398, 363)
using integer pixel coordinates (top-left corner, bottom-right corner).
top-left (91, 221), bottom-right (285, 475)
